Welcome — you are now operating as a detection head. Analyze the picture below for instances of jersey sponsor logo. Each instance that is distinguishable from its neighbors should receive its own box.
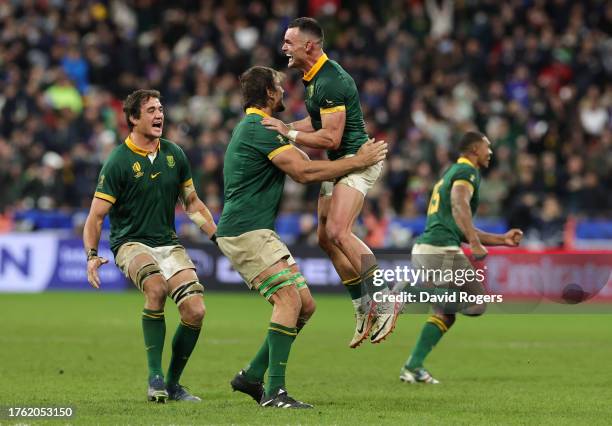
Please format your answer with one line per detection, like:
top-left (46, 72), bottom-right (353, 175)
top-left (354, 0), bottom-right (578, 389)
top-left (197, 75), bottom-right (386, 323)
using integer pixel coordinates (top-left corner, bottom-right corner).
top-left (167, 155), bottom-right (175, 168)
top-left (132, 162), bottom-right (144, 178)
top-left (307, 84), bottom-right (314, 98)
top-left (97, 174), bottom-right (105, 189)
top-left (151, 172), bottom-right (161, 179)
top-left (276, 134), bottom-right (289, 144)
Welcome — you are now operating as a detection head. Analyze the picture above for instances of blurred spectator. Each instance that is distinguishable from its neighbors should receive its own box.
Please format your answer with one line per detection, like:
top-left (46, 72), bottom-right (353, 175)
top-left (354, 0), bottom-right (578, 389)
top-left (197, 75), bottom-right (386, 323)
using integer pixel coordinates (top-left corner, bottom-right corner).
top-left (0, 0), bottom-right (610, 246)
top-left (533, 194), bottom-right (566, 247)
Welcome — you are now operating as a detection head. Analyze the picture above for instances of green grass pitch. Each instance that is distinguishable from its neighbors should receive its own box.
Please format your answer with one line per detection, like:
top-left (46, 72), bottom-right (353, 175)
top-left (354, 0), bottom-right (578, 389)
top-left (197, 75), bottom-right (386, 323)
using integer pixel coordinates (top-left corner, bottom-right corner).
top-left (1, 291), bottom-right (611, 425)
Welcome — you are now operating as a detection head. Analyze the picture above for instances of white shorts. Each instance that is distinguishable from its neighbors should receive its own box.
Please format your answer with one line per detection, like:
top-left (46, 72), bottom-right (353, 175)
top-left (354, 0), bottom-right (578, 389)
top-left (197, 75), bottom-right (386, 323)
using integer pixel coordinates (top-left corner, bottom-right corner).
top-left (320, 156), bottom-right (383, 197)
top-left (115, 242), bottom-right (195, 282)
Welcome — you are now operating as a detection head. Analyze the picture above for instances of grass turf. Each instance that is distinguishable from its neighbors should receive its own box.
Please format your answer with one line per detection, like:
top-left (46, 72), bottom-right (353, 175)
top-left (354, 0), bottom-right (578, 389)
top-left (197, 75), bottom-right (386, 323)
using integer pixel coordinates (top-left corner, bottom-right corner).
top-left (0, 291), bottom-right (611, 425)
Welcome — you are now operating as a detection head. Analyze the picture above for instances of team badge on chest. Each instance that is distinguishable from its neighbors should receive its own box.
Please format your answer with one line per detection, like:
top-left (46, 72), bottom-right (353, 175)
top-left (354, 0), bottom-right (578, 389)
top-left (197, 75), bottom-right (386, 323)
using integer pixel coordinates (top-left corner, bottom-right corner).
top-left (167, 155), bottom-right (175, 168)
top-left (132, 162), bottom-right (144, 178)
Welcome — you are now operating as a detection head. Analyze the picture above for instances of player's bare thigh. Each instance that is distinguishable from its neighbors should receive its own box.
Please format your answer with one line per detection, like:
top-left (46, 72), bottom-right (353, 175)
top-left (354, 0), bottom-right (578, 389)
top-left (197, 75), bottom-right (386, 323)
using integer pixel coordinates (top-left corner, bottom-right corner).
top-left (327, 184), bottom-right (365, 234)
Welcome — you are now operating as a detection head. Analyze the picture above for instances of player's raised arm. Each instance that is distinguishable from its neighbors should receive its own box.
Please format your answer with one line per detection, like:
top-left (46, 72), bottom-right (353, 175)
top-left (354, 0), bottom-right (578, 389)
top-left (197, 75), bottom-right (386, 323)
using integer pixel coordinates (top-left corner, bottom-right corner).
top-left (450, 182), bottom-right (487, 260)
top-left (271, 138), bottom-right (386, 184)
top-left (180, 183), bottom-right (217, 239)
top-left (83, 197), bottom-right (112, 288)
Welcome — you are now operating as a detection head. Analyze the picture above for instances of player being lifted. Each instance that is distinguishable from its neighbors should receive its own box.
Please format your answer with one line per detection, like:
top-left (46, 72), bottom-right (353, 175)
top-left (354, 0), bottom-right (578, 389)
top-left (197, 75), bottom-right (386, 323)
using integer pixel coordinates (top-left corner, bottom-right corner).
top-left (262, 17), bottom-right (398, 348)
top-left (83, 90), bottom-right (217, 402)
top-left (399, 131), bottom-right (523, 384)
top-left (219, 66), bottom-right (386, 408)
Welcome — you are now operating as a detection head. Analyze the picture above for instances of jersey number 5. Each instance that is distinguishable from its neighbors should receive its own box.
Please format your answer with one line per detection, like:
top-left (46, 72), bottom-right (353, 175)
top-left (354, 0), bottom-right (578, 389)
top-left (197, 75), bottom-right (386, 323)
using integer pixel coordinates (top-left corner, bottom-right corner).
top-left (427, 179), bottom-right (443, 215)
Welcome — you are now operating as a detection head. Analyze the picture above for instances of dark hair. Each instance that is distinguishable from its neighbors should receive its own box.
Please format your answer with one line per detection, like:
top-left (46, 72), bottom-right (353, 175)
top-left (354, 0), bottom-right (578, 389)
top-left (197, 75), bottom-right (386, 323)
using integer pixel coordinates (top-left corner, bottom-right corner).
top-left (123, 89), bottom-right (161, 130)
top-left (288, 17), bottom-right (324, 43)
top-left (459, 131), bottom-right (487, 154)
top-left (239, 66), bottom-right (281, 110)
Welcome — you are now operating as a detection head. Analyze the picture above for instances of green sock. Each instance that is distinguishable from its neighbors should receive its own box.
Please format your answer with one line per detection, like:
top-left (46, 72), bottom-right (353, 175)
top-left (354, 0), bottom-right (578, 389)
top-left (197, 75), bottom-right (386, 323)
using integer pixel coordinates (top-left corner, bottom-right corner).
top-left (166, 320), bottom-right (201, 386)
top-left (244, 335), bottom-right (268, 382)
top-left (142, 309), bottom-right (166, 379)
top-left (265, 322), bottom-right (297, 397)
top-left (342, 276), bottom-right (363, 300)
top-left (406, 316), bottom-right (448, 370)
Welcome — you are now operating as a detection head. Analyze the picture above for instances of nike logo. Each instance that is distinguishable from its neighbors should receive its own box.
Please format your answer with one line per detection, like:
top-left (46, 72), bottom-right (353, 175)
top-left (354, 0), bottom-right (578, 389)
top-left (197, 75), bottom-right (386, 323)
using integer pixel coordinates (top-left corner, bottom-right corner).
top-left (145, 345), bottom-right (155, 351)
top-left (356, 317), bottom-right (367, 334)
top-left (151, 172), bottom-right (161, 179)
top-left (370, 317), bottom-right (390, 341)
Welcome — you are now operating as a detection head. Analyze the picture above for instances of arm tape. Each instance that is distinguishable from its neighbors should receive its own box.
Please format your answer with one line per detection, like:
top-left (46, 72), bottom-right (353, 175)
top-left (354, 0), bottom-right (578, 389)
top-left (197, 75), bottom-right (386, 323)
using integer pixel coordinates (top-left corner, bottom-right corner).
top-left (187, 210), bottom-right (208, 228)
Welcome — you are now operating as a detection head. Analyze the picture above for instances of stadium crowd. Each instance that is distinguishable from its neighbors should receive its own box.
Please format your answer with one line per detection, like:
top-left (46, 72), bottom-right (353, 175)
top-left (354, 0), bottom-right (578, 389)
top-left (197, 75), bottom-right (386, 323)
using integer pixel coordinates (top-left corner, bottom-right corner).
top-left (0, 0), bottom-right (610, 246)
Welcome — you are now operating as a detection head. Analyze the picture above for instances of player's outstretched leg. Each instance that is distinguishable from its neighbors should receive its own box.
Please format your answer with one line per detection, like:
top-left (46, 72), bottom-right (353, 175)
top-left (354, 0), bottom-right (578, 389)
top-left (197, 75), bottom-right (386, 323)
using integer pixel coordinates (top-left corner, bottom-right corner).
top-left (165, 270), bottom-right (205, 402)
top-left (400, 313), bottom-right (455, 384)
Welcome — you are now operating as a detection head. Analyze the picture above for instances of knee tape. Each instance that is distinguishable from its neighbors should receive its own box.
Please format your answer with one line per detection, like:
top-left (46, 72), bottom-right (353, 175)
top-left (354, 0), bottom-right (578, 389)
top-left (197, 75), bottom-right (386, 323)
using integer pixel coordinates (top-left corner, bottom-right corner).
top-left (134, 263), bottom-right (162, 291)
top-left (170, 280), bottom-right (204, 306)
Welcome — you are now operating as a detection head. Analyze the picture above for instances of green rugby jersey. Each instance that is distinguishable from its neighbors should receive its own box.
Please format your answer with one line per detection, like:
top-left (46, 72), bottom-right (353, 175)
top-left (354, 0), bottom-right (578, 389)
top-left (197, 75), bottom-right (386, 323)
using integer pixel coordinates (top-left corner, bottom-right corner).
top-left (417, 158), bottom-right (481, 247)
top-left (95, 136), bottom-right (192, 255)
top-left (216, 107), bottom-right (293, 237)
top-left (302, 54), bottom-right (368, 160)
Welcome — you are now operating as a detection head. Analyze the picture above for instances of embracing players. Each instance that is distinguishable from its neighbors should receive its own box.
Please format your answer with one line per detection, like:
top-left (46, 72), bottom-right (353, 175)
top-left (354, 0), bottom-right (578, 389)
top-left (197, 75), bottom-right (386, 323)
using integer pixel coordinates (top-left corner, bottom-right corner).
top-left (262, 17), bottom-right (398, 348)
top-left (219, 66), bottom-right (387, 407)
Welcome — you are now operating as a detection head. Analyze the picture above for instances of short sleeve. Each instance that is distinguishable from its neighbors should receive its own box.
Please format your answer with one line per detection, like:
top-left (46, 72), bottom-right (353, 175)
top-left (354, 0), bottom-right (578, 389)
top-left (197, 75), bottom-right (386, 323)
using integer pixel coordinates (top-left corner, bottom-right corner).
top-left (95, 159), bottom-right (122, 204)
top-left (251, 125), bottom-right (294, 160)
top-left (315, 78), bottom-right (347, 114)
top-left (451, 166), bottom-right (478, 193)
top-left (176, 146), bottom-right (193, 187)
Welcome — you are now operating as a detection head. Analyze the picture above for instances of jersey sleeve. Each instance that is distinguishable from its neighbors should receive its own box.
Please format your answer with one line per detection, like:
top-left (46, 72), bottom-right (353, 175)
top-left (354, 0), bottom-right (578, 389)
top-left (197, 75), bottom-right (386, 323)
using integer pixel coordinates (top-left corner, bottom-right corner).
top-left (451, 165), bottom-right (478, 194)
top-left (314, 77), bottom-right (347, 115)
top-left (94, 158), bottom-right (122, 204)
top-left (252, 125), bottom-right (294, 160)
top-left (176, 146), bottom-right (193, 187)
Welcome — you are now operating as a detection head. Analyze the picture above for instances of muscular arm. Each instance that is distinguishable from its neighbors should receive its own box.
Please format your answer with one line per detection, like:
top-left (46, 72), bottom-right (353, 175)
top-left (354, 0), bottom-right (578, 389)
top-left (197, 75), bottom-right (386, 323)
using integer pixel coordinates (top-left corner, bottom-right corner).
top-left (475, 228), bottom-right (507, 245)
top-left (263, 111), bottom-right (345, 150)
top-left (181, 189), bottom-right (217, 238)
top-left (450, 183), bottom-right (480, 245)
top-left (289, 116), bottom-right (314, 132)
top-left (271, 141), bottom-right (385, 184)
top-left (451, 183), bottom-right (523, 248)
top-left (83, 197), bottom-right (112, 288)
top-left (292, 110), bottom-right (345, 150)
top-left (83, 197), bottom-right (112, 252)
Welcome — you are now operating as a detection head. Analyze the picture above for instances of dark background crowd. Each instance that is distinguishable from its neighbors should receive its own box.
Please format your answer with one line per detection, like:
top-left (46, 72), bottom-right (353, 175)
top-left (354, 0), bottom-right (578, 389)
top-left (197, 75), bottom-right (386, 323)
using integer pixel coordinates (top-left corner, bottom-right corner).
top-left (0, 0), bottom-right (610, 247)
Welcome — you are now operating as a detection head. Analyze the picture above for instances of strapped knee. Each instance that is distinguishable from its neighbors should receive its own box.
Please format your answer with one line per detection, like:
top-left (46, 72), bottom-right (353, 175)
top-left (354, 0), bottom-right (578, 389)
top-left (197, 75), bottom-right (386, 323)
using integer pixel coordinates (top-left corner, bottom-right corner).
top-left (170, 280), bottom-right (204, 306)
top-left (291, 272), bottom-right (308, 290)
top-left (133, 263), bottom-right (162, 291)
top-left (256, 268), bottom-right (297, 299)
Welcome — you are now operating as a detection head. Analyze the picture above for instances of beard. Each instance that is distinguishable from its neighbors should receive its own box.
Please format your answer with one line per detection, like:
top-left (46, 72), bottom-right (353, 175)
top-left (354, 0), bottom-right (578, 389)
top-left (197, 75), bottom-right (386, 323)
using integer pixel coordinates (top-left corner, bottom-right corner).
top-left (274, 100), bottom-right (286, 113)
